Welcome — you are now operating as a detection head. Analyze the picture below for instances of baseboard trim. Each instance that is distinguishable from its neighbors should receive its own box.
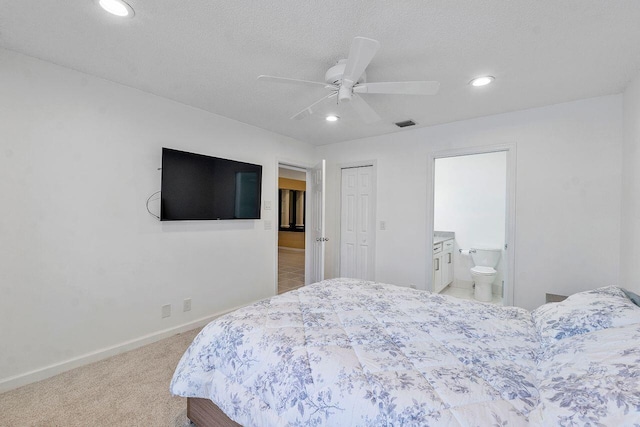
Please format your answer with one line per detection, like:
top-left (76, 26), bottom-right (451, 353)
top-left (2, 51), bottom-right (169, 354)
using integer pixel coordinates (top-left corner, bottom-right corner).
top-left (0, 302), bottom-right (253, 394)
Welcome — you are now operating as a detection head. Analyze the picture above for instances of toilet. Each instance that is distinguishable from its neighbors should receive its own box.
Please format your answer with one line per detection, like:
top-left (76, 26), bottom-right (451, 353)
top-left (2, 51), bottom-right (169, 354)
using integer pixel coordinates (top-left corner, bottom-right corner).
top-left (470, 248), bottom-right (501, 302)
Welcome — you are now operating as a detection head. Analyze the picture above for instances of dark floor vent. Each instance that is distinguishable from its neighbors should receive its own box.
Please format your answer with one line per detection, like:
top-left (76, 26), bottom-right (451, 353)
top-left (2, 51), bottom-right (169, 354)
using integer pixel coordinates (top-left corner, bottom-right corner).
top-left (395, 120), bottom-right (416, 128)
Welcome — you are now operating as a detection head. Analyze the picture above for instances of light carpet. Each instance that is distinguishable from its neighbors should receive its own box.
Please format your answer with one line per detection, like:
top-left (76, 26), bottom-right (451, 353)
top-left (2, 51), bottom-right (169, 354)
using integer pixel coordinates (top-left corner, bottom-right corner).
top-left (0, 328), bottom-right (201, 427)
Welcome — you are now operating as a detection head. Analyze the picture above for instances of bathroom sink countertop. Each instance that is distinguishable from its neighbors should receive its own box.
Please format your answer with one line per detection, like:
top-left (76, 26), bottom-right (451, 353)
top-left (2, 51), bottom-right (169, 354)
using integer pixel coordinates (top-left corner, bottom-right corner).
top-left (433, 235), bottom-right (451, 244)
top-left (434, 231), bottom-right (454, 244)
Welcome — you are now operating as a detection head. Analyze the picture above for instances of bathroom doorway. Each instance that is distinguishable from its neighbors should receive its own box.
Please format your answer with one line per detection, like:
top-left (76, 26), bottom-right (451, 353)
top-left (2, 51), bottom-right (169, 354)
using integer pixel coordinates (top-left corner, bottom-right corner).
top-left (427, 144), bottom-right (516, 306)
top-left (277, 166), bottom-right (307, 294)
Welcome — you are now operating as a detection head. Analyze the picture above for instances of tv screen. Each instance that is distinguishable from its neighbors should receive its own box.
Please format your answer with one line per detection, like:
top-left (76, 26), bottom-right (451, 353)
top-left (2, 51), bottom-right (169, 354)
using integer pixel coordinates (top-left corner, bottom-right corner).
top-left (160, 148), bottom-right (262, 221)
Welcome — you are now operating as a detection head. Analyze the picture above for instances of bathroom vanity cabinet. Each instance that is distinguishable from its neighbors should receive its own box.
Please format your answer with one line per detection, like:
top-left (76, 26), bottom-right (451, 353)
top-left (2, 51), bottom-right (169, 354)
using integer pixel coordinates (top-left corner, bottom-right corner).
top-left (433, 238), bottom-right (454, 293)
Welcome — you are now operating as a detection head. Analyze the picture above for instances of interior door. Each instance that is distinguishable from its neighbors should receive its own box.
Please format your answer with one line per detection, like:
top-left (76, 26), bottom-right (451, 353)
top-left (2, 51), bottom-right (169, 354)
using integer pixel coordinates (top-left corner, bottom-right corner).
top-left (340, 166), bottom-right (374, 280)
top-left (309, 160), bottom-right (326, 283)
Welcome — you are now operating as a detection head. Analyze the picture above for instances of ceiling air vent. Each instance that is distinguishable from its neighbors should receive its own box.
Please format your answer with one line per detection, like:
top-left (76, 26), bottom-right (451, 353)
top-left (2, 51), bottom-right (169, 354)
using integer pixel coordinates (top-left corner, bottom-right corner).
top-left (395, 120), bottom-right (416, 128)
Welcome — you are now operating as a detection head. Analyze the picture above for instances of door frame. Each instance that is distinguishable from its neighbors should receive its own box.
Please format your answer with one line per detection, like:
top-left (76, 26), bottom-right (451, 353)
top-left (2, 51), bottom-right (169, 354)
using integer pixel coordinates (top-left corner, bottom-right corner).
top-left (426, 143), bottom-right (517, 305)
top-left (275, 160), bottom-right (314, 295)
top-left (336, 160), bottom-right (377, 280)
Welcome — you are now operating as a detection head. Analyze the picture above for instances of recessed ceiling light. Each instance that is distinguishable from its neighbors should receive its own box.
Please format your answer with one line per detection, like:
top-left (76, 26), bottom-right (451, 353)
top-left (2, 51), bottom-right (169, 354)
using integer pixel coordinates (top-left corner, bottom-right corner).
top-left (325, 115), bottom-right (339, 122)
top-left (98, 0), bottom-right (134, 17)
top-left (469, 76), bottom-right (495, 87)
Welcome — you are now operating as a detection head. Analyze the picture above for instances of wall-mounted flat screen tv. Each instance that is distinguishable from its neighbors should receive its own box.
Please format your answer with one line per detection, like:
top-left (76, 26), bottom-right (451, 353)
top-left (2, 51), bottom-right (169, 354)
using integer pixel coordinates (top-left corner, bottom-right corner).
top-left (160, 148), bottom-right (262, 221)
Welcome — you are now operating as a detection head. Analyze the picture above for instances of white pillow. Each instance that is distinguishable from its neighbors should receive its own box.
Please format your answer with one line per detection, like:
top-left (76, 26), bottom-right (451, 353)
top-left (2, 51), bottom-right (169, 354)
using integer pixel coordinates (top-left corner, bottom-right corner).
top-left (531, 286), bottom-right (640, 345)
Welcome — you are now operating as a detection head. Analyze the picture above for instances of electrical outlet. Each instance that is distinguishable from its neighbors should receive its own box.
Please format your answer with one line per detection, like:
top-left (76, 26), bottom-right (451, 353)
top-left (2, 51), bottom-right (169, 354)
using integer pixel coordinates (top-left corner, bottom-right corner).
top-left (183, 298), bottom-right (192, 312)
top-left (409, 284), bottom-right (417, 289)
top-left (264, 220), bottom-right (272, 230)
top-left (161, 304), bottom-right (171, 318)
top-left (380, 221), bottom-right (386, 230)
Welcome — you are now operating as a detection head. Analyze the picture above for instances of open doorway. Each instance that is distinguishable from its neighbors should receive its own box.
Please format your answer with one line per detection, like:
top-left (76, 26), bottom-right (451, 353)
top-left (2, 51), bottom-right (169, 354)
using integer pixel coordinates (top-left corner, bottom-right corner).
top-left (277, 166), bottom-right (307, 294)
top-left (428, 144), bottom-right (516, 306)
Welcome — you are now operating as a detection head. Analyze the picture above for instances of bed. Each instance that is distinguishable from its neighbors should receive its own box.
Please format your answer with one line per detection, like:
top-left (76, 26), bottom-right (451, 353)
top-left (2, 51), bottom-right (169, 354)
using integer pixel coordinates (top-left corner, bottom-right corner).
top-left (170, 278), bottom-right (640, 426)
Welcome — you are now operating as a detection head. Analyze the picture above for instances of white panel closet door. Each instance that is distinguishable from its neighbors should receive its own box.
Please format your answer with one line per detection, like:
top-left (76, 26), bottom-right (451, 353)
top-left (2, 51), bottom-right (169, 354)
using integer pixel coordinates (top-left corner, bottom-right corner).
top-left (340, 166), bottom-right (374, 280)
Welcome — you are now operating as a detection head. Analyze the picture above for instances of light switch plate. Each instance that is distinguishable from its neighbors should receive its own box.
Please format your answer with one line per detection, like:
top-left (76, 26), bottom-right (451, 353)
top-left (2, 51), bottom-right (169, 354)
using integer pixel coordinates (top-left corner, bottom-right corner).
top-left (264, 201), bottom-right (272, 210)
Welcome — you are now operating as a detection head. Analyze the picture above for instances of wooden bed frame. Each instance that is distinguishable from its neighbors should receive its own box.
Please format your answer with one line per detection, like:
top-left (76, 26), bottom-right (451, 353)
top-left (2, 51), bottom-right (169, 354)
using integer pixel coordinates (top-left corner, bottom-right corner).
top-left (187, 397), bottom-right (242, 427)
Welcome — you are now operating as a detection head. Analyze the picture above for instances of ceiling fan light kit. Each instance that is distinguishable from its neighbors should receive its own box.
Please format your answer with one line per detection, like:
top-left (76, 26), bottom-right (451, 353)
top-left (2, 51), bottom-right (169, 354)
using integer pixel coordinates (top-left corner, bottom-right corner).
top-left (257, 36), bottom-right (440, 124)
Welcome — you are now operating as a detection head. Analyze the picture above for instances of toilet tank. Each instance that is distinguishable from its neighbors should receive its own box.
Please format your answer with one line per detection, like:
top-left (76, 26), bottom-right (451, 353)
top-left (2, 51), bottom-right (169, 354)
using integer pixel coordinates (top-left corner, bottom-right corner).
top-left (470, 247), bottom-right (501, 267)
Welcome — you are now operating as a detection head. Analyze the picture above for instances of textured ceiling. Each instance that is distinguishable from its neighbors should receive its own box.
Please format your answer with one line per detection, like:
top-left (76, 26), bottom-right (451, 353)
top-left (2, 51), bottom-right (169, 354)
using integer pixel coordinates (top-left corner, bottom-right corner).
top-left (1, 1), bottom-right (640, 145)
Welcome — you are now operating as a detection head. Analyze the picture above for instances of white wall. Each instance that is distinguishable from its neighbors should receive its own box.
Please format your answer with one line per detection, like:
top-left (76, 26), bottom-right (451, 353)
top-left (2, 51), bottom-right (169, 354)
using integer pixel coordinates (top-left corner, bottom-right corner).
top-left (434, 152), bottom-right (506, 289)
top-left (0, 49), bottom-right (316, 390)
top-left (0, 45), bottom-right (631, 392)
top-left (620, 70), bottom-right (640, 294)
top-left (318, 95), bottom-right (623, 310)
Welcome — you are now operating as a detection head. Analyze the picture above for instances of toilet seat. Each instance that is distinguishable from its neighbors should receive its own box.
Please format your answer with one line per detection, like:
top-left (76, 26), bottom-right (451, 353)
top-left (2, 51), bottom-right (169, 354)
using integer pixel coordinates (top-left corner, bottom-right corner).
top-left (470, 266), bottom-right (496, 276)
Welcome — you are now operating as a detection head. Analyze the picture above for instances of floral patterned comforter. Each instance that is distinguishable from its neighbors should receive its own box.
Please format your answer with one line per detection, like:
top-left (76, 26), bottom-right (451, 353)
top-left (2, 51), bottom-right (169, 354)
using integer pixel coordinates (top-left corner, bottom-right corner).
top-left (170, 279), bottom-right (640, 426)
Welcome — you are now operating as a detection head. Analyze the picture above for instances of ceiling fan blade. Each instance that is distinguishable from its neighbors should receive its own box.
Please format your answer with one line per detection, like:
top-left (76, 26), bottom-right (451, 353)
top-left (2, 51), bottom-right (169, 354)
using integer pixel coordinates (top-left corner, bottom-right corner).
top-left (354, 81), bottom-right (440, 95)
top-left (351, 94), bottom-right (381, 124)
top-left (258, 75), bottom-right (336, 89)
top-left (290, 92), bottom-right (337, 120)
top-left (342, 37), bottom-right (380, 87)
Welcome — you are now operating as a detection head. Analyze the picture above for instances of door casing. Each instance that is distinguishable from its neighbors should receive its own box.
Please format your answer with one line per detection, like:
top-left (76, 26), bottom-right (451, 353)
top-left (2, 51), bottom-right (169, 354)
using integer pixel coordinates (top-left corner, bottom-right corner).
top-left (275, 160), bottom-right (318, 294)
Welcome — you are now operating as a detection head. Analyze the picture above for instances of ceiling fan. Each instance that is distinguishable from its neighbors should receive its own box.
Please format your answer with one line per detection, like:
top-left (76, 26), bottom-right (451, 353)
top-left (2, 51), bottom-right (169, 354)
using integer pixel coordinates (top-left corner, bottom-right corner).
top-left (257, 37), bottom-right (440, 124)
